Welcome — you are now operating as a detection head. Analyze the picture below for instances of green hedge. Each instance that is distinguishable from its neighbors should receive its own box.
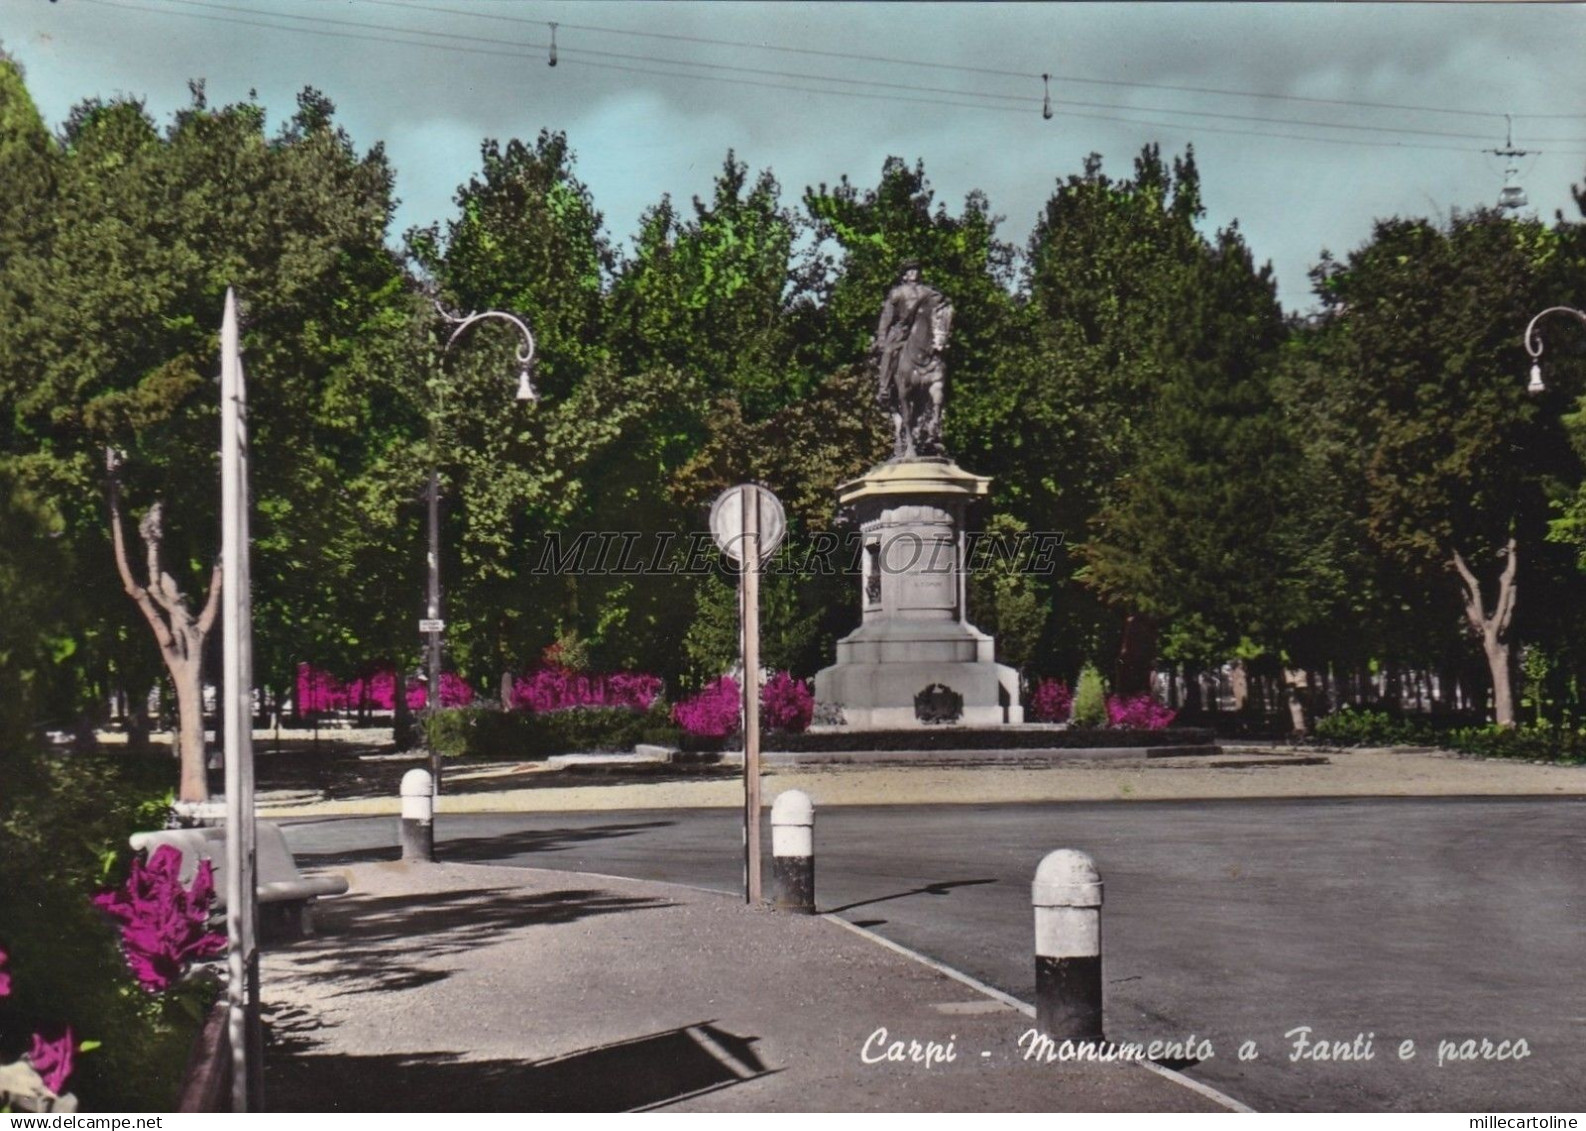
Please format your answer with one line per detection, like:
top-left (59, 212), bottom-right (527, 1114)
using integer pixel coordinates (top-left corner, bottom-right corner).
top-left (1313, 708), bottom-right (1586, 764)
top-left (423, 704), bottom-right (677, 760)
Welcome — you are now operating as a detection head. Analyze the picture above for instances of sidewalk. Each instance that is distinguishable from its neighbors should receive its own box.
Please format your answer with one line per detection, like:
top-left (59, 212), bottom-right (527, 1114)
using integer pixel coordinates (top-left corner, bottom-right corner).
top-left (260, 861), bottom-right (1237, 1113)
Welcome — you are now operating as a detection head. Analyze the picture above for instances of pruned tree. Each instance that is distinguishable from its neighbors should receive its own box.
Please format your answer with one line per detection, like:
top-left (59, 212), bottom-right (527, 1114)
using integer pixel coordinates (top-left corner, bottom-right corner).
top-left (106, 450), bottom-right (219, 801)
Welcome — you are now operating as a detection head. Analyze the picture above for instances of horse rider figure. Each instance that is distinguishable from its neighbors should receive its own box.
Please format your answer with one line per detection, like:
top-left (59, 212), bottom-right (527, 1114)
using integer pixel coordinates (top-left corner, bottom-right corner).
top-left (872, 260), bottom-right (953, 460)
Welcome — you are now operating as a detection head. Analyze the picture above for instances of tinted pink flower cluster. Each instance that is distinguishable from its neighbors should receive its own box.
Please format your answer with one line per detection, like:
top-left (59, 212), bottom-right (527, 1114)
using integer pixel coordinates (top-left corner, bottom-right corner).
top-left (672, 676), bottom-right (742, 738)
top-left (5, 940), bottom-right (81, 1099)
top-left (509, 668), bottom-right (663, 713)
top-left (760, 672), bottom-right (814, 734)
top-left (91, 845), bottom-right (226, 994)
top-left (295, 663), bottom-right (474, 712)
top-left (1028, 679), bottom-right (1073, 723)
top-left (1105, 694), bottom-right (1178, 730)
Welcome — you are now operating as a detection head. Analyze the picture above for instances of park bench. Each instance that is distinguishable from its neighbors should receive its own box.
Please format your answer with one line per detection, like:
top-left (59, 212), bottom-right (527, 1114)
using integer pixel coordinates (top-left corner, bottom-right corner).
top-left (128, 821), bottom-right (350, 941)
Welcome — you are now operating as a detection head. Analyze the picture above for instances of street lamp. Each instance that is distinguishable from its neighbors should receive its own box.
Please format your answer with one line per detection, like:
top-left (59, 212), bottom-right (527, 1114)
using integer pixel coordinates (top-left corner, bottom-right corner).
top-left (1522, 305), bottom-right (1586, 394)
top-left (423, 302), bottom-right (538, 796)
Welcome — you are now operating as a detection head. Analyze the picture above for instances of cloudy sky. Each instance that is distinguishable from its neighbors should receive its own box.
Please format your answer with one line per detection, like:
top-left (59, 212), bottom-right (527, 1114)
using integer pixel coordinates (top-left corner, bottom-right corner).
top-left (5, 1), bottom-right (1586, 311)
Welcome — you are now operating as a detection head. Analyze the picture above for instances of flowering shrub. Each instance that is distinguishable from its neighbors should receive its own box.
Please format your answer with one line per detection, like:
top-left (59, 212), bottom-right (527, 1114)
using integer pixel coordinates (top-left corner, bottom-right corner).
top-left (296, 663), bottom-right (474, 712)
top-left (91, 846), bottom-right (225, 994)
top-left (1028, 679), bottom-right (1073, 723)
top-left (761, 672), bottom-right (814, 733)
top-left (510, 668), bottom-right (662, 713)
top-left (27, 1030), bottom-right (75, 1096)
top-left (0, 948), bottom-right (85, 1111)
top-left (673, 677), bottom-right (742, 738)
top-left (1105, 694), bottom-right (1178, 730)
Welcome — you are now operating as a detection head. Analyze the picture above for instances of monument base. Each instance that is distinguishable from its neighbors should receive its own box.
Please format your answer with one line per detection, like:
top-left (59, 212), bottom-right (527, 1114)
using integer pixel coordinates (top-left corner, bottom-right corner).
top-left (812, 457), bottom-right (1023, 731)
top-left (814, 659), bottom-right (1023, 729)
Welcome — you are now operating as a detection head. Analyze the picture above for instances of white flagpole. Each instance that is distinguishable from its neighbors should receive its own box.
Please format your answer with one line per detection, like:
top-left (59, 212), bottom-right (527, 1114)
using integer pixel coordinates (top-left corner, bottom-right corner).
top-left (221, 288), bottom-right (260, 1111)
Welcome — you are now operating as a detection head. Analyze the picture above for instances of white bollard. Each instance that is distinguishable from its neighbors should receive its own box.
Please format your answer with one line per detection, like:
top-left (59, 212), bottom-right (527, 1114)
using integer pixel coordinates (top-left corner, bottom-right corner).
top-left (770, 790), bottom-right (815, 914)
top-left (1032, 848), bottom-right (1104, 1040)
top-left (400, 768), bottom-right (434, 863)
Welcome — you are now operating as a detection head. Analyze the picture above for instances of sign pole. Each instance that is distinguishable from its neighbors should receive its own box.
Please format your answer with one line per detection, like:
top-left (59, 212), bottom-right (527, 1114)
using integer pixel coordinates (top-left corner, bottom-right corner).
top-left (743, 487), bottom-right (763, 905)
top-left (426, 468), bottom-right (443, 803)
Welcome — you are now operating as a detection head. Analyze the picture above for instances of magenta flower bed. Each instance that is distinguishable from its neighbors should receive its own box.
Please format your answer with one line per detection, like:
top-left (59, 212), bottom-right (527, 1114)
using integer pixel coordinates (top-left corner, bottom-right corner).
top-left (673, 672), bottom-right (815, 737)
top-left (1028, 678), bottom-right (1073, 723)
top-left (91, 845), bottom-right (225, 994)
top-left (673, 676), bottom-right (742, 738)
top-left (510, 667), bottom-right (662, 713)
top-left (295, 663), bottom-right (474, 712)
top-left (761, 672), bottom-right (814, 733)
top-left (1105, 693), bottom-right (1178, 730)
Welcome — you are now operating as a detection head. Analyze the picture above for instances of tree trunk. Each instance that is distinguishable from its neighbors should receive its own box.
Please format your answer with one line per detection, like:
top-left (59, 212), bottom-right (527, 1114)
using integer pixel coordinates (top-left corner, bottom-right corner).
top-left (1452, 538), bottom-right (1518, 729)
top-left (1113, 614), bottom-right (1157, 698)
top-left (1283, 669), bottom-right (1311, 735)
top-left (1229, 661), bottom-right (1250, 712)
top-left (107, 451), bottom-right (222, 803)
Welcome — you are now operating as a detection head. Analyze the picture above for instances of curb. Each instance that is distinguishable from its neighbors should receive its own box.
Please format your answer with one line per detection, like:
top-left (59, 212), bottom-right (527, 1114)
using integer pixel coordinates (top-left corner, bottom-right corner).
top-left (825, 916), bottom-right (1256, 1114)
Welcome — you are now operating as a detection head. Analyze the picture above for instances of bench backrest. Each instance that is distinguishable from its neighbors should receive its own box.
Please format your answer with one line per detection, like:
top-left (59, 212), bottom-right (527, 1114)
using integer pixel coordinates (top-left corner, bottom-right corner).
top-left (128, 822), bottom-right (307, 906)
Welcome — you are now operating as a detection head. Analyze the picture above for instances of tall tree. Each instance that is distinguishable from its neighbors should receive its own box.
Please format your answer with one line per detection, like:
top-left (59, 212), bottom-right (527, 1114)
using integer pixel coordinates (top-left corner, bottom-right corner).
top-left (1302, 209), bottom-right (1580, 726)
top-left (609, 153), bottom-right (818, 418)
top-left (0, 80), bottom-right (414, 796)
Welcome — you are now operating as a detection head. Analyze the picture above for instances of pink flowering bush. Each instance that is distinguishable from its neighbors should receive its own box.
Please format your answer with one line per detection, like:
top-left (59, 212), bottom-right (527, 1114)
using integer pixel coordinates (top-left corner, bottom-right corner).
top-left (0, 949), bottom-right (87, 1108)
top-left (673, 677), bottom-right (742, 738)
top-left (1028, 679), bottom-right (1073, 723)
top-left (761, 672), bottom-right (814, 733)
top-left (296, 662), bottom-right (349, 713)
top-left (297, 663), bottom-right (474, 712)
top-left (510, 668), bottom-right (662, 713)
top-left (91, 845), bottom-right (225, 994)
top-left (27, 1029), bottom-right (75, 1096)
top-left (1105, 694), bottom-right (1178, 730)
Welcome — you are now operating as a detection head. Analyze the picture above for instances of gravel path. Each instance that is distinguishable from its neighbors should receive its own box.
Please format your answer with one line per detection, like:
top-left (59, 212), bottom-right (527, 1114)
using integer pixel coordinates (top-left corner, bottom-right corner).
top-left (257, 745), bottom-right (1586, 818)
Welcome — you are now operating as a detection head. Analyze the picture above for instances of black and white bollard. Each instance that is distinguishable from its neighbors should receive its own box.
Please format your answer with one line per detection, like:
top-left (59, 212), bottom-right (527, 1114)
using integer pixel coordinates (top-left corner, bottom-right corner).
top-left (1033, 848), bottom-right (1104, 1040)
top-left (770, 789), bottom-right (815, 913)
top-left (400, 768), bottom-right (434, 863)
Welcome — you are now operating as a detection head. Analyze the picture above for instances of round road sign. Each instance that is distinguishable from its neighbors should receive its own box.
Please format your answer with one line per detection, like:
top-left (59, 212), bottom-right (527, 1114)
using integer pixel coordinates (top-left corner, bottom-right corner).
top-left (709, 483), bottom-right (787, 564)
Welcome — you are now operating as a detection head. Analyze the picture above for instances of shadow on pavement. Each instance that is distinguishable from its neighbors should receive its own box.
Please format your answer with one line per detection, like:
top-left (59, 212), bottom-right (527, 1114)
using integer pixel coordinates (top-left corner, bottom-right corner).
top-left (824, 877), bottom-right (999, 915)
top-left (291, 819), bottom-right (680, 869)
top-left (278, 885), bottom-right (672, 996)
top-left (437, 820), bottom-right (678, 862)
top-left (265, 1022), bottom-right (770, 1112)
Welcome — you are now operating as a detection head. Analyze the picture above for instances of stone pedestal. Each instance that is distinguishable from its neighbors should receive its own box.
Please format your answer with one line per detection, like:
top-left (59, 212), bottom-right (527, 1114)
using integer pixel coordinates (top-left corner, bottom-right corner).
top-left (814, 458), bottom-right (1023, 729)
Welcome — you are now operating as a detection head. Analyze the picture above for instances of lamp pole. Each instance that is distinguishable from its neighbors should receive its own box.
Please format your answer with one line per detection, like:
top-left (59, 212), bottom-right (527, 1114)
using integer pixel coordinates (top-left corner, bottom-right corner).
top-left (1522, 305), bottom-right (1586, 393)
top-left (425, 303), bottom-right (539, 802)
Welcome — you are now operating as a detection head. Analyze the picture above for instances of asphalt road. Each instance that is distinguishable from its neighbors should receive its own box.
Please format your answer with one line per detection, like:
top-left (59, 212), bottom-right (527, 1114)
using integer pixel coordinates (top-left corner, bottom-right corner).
top-left (282, 797), bottom-right (1586, 1113)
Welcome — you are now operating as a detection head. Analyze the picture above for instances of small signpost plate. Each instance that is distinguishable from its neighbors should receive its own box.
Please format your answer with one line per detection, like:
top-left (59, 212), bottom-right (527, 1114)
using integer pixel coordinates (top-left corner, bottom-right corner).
top-left (419, 618), bottom-right (445, 633)
top-left (709, 483), bottom-right (787, 564)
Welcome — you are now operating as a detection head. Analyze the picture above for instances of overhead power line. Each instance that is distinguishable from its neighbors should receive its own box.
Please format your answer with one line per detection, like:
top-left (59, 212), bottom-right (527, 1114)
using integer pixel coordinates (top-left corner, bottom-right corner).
top-left (363, 0), bottom-right (1586, 125)
top-left (71, 0), bottom-right (1586, 157)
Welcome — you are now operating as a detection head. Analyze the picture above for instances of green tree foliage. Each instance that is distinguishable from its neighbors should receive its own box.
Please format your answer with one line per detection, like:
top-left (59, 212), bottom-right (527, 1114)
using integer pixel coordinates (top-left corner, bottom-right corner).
top-left (1070, 662), bottom-right (1108, 727)
top-left (803, 156), bottom-right (1021, 390)
top-left (1294, 209), bottom-right (1585, 723)
top-left (0, 78), bottom-right (417, 772)
top-left (609, 153), bottom-right (817, 417)
top-left (409, 130), bottom-right (612, 400)
top-left (1081, 223), bottom-right (1298, 666)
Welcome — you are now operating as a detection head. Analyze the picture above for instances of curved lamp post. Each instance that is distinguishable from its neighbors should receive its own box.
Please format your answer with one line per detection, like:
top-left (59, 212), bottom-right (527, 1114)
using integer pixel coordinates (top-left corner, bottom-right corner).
top-left (1523, 305), bottom-right (1586, 393)
top-left (423, 302), bottom-right (538, 797)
